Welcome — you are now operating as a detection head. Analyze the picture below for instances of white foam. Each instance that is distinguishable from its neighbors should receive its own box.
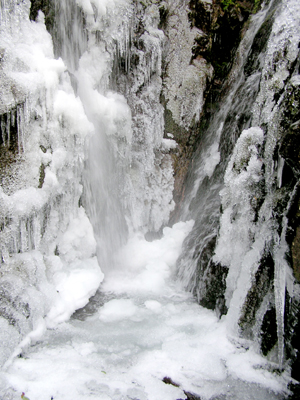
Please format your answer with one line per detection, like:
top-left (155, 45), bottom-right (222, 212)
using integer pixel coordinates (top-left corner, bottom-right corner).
top-left (0, 221), bottom-right (289, 400)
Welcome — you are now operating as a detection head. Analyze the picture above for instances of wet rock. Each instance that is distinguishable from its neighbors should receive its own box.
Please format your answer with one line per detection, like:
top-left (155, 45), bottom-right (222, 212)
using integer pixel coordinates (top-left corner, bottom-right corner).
top-left (238, 252), bottom-right (275, 339)
top-left (291, 226), bottom-right (300, 282)
top-left (29, 0), bottom-right (55, 32)
top-left (162, 376), bottom-right (180, 387)
top-left (285, 291), bottom-right (300, 382)
top-left (244, 4), bottom-right (276, 77)
top-left (162, 376), bottom-right (202, 400)
top-left (260, 306), bottom-right (278, 356)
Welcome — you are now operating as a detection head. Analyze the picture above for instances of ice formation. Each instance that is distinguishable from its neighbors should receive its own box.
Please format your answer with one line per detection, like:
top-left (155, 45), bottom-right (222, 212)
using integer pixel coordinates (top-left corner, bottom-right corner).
top-left (0, 0), bottom-right (178, 366)
top-left (162, 0), bottom-right (213, 130)
top-left (0, 0), bottom-right (102, 364)
top-left (178, 0), bottom-right (300, 372)
top-left (0, 0), bottom-right (299, 398)
top-left (0, 221), bottom-right (290, 400)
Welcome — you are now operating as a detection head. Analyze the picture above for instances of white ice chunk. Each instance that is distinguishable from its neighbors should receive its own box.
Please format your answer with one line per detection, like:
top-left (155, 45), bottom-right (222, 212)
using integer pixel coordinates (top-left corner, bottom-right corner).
top-left (99, 299), bottom-right (138, 322)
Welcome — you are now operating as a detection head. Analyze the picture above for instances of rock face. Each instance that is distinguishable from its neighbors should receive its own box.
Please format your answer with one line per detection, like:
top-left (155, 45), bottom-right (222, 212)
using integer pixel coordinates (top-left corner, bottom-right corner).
top-left (1, 0), bottom-right (300, 392)
top-left (160, 0), bottom-right (263, 220)
top-left (29, 0), bottom-right (54, 31)
top-left (175, 0), bottom-right (300, 388)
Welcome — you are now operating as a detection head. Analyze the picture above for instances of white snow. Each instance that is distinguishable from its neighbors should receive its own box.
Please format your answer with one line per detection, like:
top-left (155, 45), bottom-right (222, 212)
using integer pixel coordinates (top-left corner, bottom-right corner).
top-left (0, 221), bottom-right (290, 400)
top-left (98, 299), bottom-right (138, 322)
top-left (0, 0), bottom-right (296, 399)
top-left (0, 0), bottom-right (103, 368)
top-left (102, 221), bottom-right (194, 295)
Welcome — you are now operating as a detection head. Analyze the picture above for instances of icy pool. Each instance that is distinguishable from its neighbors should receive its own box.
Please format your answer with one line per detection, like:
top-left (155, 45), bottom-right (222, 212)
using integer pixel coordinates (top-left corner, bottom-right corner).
top-left (0, 222), bottom-right (290, 400)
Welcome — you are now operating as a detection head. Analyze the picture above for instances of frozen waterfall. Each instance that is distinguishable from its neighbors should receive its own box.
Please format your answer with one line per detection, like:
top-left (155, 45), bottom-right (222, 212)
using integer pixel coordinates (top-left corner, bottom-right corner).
top-left (0, 0), bottom-right (300, 399)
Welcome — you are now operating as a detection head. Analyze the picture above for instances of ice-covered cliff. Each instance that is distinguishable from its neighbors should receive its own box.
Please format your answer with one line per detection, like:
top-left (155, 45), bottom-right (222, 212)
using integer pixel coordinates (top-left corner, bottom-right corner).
top-left (1, 0), bottom-right (300, 397)
top-left (0, 0), bottom-right (182, 366)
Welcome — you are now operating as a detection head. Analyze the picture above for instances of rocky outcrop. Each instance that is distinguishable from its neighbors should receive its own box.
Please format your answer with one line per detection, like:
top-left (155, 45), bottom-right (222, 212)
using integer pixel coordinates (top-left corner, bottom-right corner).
top-left (175, 1), bottom-right (300, 389)
top-left (161, 0), bottom-right (264, 219)
top-left (29, 0), bottom-right (54, 31)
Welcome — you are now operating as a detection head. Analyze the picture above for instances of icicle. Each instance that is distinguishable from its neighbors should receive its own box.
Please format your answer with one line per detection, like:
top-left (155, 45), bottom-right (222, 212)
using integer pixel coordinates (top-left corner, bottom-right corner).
top-left (16, 100), bottom-right (30, 153)
top-left (277, 156), bottom-right (285, 188)
top-left (273, 197), bottom-right (296, 368)
top-left (6, 110), bottom-right (10, 148)
top-left (1, 114), bottom-right (6, 146)
top-left (273, 181), bottom-right (299, 368)
top-left (273, 236), bottom-right (287, 369)
top-left (27, 217), bottom-right (32, 251)
top-left (0, 0), bottom-right (7, 27)
top-left (32, 214), bottom-right (41, 250)
top-left (20, 219), bottom-right (28, 253)
top-left (11, 108), bottom-right (15, 127)
top-left (1, 244), bottom-right (9, 265)
top-left (41, 97), bottom-right (47, 130)
top-left (17, 105), bottom-right (24, 153)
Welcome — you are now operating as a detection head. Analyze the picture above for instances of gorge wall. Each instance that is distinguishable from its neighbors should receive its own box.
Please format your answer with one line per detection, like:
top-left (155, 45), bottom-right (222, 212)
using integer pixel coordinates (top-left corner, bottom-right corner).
top-left (173, 0), bottom-right (300, 394)
top-left (1, 0), bottom-right (300, 397)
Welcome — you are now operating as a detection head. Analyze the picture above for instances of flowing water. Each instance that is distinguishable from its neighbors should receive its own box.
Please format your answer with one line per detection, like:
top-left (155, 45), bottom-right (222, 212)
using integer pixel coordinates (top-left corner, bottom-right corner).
top-left (0, 0), bottom-right (299, 399)
top-left (0, 222), bottom-right (290, 400)
top-left (177, 0), bottom-right (300, 370)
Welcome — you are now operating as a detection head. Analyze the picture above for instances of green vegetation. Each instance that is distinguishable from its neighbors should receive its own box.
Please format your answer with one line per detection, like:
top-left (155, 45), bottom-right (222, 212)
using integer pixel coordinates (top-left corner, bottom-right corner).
top-left (220, 0), bottom-right (262, 14)
top-left (220, 0), bottom-right (236, 11)
top-left (29, 0), bottom-right (55, 32)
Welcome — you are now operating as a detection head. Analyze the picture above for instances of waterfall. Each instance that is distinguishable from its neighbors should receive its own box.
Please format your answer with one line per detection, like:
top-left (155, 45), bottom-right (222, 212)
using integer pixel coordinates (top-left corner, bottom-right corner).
top-left (49, 0), bottom-right (176, 268)
top-left (176, 0), bottom-right (275, 308)
top-left (0, 0), bottom-right (104, 364)
top-left (177, 0), bottom-right (300, 372)
top-left (1, 0), bottom-right (300, 398)
top-left (0, 0), bottom-right (176, 365)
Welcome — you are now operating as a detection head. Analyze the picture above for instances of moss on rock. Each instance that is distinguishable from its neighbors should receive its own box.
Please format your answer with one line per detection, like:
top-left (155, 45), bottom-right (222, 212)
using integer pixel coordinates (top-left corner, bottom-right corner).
top-left (29, 0), bottom-right (55, 32)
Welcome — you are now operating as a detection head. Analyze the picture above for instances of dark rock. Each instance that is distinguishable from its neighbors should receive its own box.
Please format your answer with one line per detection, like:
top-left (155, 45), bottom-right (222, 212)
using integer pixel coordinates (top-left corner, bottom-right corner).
top-left (279, 83), bottom-right (300, 176)
top-left (287, 383), bottom-right (300, 400)
top-left (284, 292), bottom-right (300, 382)
top-left (183, 391), bottom-right (202, 400)
top-left (0, 108), bottom-right (19, 153)
top-left (0, 107), bottom-right (21, 189)
top-left (261, 306), bottom-right (278, 356)
top-left (38, 163), bottom-right (46, 188)
top-left (292, 226), bottom-right (300, 282)
top-left (158, 4), bottom-right (168, 30)
top-left (189, 0), bottom-right (212, 34)
top-left (239, 251), bottom-right (275, 339)
top-left (162, 376), bottom-right (180, 387)
top-left (29, 0), bottom-right (55, 32)
top-left (198, 260), bottom-right (228, 317)
top-left (163, 377), bottom-right (202, 400)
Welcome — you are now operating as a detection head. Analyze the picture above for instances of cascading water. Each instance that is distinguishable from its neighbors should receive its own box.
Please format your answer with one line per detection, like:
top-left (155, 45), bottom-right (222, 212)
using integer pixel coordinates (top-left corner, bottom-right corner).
top-left (50, 0), bottom-right (176, 267)
top-left (176, 0), bottom-right (276, 310)
top-left (50, 0), bottom-right (133, 268)
top-left (177, 0), bottom-right (300, 377)
top-left (0, 0), bottom-right (104, 364)
top-left (0, 0), bottom-right (300, 399)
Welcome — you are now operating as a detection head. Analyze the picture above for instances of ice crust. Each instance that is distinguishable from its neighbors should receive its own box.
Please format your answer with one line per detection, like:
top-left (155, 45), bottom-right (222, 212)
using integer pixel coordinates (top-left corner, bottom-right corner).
top-left (162, 0), bottom-right (213, 130)
top-left (0, 0), bottom-right (103, 366)
top-left (0, 0), bottom-right (177, 367)
top-left (0, 0), bottom-right (297, 398)
top-left (0, 221), bottom-right (290, 400)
